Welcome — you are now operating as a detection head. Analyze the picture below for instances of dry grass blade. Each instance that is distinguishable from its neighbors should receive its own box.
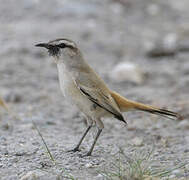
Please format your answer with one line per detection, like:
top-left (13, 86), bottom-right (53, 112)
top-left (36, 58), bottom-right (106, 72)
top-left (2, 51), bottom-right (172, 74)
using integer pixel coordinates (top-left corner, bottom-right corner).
top-left (0, 96), bottom-right (9, 111)
top-left (0, 95), bottom-right (22, 120)
top-left (153, 163), bottom-right (188, 177)
top-left (32, 120), bottom-right (55, 163)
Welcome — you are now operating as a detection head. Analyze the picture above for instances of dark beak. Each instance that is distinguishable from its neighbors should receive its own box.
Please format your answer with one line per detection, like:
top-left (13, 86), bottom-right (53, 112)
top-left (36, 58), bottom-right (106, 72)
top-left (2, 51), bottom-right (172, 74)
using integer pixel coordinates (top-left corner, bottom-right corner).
top-left (35, 43), bottom-right (49, 49)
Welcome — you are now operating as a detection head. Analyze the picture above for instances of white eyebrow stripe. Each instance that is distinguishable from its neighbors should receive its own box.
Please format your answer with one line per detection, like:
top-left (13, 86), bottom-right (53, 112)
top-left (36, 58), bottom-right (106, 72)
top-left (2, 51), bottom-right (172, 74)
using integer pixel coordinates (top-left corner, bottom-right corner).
top-left (59, 40), bottom-right (75, 47)
top-left (48, 38), bottom-right (77, 48)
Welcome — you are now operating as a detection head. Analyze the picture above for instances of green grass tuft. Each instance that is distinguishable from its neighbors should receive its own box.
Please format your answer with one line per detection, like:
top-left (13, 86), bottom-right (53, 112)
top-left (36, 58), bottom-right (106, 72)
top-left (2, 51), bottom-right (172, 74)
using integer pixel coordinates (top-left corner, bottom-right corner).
top-left (99, 147), bottom-right (188, 180)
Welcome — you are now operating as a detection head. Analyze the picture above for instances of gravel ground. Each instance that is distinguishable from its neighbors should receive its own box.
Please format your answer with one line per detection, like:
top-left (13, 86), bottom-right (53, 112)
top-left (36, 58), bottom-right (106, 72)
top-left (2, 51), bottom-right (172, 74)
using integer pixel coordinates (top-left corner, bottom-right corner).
top-left (0, 0), bottom-right (189, 179)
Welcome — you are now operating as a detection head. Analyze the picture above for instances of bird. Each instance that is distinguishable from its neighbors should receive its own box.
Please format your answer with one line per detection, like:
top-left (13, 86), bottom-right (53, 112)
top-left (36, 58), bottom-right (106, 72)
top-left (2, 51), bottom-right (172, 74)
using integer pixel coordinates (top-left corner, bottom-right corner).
top-left (35, 38), bottom-right (181, 156)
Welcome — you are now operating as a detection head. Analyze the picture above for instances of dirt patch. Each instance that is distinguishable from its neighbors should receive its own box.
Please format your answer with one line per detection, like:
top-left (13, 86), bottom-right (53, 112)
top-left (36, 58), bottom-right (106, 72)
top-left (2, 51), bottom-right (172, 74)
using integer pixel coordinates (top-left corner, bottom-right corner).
top-left (0, 0), bottom-right (189, 179)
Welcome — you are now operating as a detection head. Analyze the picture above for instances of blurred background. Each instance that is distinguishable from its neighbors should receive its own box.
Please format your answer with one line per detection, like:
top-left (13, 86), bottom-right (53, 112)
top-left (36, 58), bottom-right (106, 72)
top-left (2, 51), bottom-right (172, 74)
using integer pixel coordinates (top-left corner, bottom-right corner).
top-left (0, 0), bottom-right (189, 179)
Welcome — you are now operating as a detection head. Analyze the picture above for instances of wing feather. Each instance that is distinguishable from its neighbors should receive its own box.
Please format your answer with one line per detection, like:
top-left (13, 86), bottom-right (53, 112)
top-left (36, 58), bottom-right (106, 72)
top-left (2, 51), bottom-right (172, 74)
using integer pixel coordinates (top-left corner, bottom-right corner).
top-left (76, 81), bottom-right (126, 124)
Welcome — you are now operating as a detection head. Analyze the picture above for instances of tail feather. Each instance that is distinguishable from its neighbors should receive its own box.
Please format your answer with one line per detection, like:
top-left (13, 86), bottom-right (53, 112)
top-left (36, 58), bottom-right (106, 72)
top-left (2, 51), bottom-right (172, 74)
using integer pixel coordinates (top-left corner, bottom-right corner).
top-left (111, 91), bottom-right (181, 120)
top-left (140, 108), bottom-right (180, 120)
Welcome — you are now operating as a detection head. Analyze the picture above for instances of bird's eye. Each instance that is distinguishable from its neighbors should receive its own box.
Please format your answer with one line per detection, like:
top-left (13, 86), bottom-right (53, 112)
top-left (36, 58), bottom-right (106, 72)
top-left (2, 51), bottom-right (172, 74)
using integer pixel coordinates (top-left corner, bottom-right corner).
top-left (58, 43), bottom-right (66, 48)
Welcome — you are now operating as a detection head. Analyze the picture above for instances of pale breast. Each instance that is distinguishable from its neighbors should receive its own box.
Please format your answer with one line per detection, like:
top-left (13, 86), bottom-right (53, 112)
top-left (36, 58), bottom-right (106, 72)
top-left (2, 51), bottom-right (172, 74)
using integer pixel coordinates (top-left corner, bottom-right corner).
top-left (56, 63), bottom-right (110, 120)
top-left (57, 63), bottom-right (90, 108)
top-left (57, 63), bottom-right (73, 97)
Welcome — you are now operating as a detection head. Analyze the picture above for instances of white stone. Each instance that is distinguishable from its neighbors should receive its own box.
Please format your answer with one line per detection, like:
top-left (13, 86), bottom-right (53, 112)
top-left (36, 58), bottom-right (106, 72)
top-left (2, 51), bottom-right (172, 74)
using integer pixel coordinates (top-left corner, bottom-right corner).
top-left (177, 120), bottom-right (189, 129)
top-left (96, 174), bottom-right (104, 179)
top-left (85, 163), bottom-right (93, 168)
top-left (20, 171), bottom-right (37, 180)
top-left (131, 137), bottom-right (143, 146)
top-left (147, 4), bottom-right (159, 16)
top-left (110, 62), bottom-right (145, 84)
top-left (185, 163), bottom-right (189, 170)
top-left (163, 33), bottom-right (178, 50)
top-left (169, 174), bottom-right (176, 179)
top-left (172, 169), bottom-right (181, 175)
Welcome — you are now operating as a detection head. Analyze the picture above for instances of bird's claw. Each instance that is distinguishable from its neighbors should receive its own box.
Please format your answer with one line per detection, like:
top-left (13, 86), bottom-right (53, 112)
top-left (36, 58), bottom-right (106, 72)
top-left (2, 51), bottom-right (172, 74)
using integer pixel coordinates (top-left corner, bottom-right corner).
top-left (67, 147), bottom-right (80, 153)
top-left (79, 152), bottom-right (92, 157)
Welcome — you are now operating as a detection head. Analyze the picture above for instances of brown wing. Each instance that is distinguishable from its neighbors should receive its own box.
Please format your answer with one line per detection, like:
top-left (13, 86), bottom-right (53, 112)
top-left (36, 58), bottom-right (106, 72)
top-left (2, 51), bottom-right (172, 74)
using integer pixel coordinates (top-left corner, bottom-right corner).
top-left (75, 80), bottom-right (126, 124)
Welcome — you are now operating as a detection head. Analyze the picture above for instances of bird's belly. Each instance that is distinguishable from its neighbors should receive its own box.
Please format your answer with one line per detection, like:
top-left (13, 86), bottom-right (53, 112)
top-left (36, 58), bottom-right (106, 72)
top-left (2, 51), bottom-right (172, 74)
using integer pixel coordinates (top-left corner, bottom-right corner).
top-left (65, 83), bottom-right (106, 119)
top-left (65, 83), bottom-right (106, 118)
top-left (57, 63), bottom-right (106, 119)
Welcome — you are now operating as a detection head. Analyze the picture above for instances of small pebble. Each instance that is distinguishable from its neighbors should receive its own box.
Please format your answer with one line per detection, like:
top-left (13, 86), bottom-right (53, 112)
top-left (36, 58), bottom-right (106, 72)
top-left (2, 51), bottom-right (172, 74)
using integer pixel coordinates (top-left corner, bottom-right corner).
top-left (2, 123), bottom-right (10, 130)
top-left (20, 171), bottom-right (37, 180)
top-left (96, 174), bottom-right (104, 180)
top-left (5, 92), bottom-right (22, 103)
top-left (161, 138), bottom-right (169, 147)
top-left (147, 3), bottom-right (159, 16)
top-left (177, 120), bottom-right (189, 129)
top-left (172, 169), bottom-right (181, 175)
top-left (143, 175), bottom-right (160, 180)
top-left (169, 174), bottom-right (176, 179)
top-left (85, 163), bottom-right (93, 168)
top-left (146, 33), bottom-right (178, 57)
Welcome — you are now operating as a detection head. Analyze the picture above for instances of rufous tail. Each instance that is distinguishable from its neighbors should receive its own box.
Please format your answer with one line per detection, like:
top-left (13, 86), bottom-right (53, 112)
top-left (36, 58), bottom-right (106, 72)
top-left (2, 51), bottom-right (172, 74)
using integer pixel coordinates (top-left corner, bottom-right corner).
top-left (111, 91), bottom-right (181, 120)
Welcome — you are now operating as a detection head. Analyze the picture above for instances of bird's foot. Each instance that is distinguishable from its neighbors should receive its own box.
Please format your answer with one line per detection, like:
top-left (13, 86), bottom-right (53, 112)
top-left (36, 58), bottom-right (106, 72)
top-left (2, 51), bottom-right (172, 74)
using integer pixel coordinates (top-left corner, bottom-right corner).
top-left (67, 147), bottom-right (80, 153)
top-left (79, 151), bottom-right (92, 157)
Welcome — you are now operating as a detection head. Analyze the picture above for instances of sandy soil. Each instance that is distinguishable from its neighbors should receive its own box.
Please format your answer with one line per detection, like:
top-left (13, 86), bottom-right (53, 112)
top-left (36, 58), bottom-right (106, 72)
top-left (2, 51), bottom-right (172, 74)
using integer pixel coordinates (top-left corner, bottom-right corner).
top-left (0, 0), bottom-right (189, 179)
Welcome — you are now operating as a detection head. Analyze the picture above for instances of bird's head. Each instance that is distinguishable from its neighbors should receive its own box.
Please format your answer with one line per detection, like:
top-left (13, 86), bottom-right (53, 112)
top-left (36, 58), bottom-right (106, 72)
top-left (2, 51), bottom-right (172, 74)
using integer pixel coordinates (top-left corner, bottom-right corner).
top-left (35, 38), bottom-right (78, 63)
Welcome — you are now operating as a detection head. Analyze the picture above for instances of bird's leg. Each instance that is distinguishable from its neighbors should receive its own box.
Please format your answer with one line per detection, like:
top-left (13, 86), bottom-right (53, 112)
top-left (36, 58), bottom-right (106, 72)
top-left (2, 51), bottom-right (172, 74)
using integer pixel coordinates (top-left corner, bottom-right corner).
top-left (82, 128), bottom-right (102, 157)
top-left (68, 125), bottom-right (92, 152)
